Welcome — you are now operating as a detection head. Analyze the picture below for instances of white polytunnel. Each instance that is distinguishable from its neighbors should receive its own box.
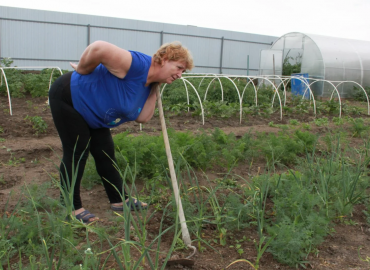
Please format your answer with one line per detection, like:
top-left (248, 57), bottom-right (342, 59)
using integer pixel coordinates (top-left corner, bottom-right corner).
top-left (260, 32), bottom-right (370, 98)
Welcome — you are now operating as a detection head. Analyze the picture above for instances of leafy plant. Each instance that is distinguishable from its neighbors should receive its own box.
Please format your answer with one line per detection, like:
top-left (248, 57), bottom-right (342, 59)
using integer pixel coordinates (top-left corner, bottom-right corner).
top-left (289, 119), bottom-right (299, 126)
top-left (314, 117), bottom-right (329, 126)
top-left (0, 68), bottom-right (24, 98)
top-left (282, 51), bottom-right (302, 76)
top-left (350, 118), bottom-right (369, 137)
top-left (25, 115), bottom-right (48, 135)
top-left (316, 100), bottom-right (340, 115)
top-left (332, 116), bottom-right (344, 126)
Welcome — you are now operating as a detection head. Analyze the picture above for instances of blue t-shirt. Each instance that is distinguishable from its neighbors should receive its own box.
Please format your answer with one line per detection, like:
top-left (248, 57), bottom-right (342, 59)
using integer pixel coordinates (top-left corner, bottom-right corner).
top-left (70, 51), bottom-right (152, 129)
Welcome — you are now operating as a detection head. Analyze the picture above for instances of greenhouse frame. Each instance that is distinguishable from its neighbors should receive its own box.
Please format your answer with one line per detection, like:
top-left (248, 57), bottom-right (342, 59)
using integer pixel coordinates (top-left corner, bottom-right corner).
top-left (260, 32), bottom-right (370, 98)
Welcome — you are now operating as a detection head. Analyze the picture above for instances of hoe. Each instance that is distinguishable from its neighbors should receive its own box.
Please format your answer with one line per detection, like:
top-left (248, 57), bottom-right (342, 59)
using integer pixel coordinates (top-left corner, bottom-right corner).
top-left (156, 88), bottom-right (196, 267)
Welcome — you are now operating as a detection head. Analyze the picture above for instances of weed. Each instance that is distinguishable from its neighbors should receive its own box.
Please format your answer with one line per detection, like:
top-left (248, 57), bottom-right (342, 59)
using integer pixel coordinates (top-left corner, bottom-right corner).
top-left (229, 242), bottom-right (244, 257)
top-left (26, 100), bottom-right (33, 109)
top-left (5, 151), bottom-right (26, 166)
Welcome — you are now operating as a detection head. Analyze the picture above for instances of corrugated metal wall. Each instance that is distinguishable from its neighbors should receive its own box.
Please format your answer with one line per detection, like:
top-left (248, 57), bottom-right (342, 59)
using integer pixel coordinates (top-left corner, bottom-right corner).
top-left (0, 6), bottom-right (277, 75)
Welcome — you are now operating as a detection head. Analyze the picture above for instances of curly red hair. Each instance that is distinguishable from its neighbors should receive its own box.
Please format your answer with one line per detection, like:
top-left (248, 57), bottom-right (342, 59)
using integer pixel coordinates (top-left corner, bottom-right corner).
top-left (153, 41), bottom-right (194, 71)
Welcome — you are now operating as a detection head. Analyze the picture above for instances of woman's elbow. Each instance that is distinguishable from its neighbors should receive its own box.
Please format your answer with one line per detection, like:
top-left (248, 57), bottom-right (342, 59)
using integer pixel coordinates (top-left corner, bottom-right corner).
top-left (135, 115), bottom-right (151, 124)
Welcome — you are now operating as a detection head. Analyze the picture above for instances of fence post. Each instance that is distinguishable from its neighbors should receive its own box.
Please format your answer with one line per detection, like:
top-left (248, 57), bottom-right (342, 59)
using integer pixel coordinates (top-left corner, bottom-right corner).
top-left (87, 24), bottom-right (91, 46)
top-left (220, 36), bottom-right (224, 74)
top-left (0, 19), bottom-right (2, 61)
top-left (160, 31), bottom-right (164, 46)
top-left (247, 55), bottom-right (249, 76)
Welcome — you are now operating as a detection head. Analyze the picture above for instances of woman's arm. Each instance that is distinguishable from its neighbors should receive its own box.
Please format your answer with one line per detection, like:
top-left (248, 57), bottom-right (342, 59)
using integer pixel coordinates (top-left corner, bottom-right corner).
top-left (70, 40), bottom-right (132, 79)
top-left (135, 87), bottom-right (158, 123)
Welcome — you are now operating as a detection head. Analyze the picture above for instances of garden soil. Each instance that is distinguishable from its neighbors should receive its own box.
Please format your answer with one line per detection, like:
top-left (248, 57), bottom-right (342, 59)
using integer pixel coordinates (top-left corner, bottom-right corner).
top-left (0, 95), bottom-right (369, 269)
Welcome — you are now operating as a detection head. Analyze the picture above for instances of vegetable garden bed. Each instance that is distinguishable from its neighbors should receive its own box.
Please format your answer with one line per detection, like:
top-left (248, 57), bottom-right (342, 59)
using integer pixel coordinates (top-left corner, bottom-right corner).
top-left (0, 87), bottom-right (370, 269)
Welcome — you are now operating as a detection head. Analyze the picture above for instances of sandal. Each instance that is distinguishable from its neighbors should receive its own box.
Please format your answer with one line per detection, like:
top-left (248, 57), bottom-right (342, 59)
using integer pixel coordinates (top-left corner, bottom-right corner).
top-left (75, 210), bottom-right (97, 224)
top-left (111, 198), bottom-right (148, 211)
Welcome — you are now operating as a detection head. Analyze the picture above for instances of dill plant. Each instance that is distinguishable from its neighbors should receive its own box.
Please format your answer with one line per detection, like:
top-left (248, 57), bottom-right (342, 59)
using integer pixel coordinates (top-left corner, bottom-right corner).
top-left (106, 128), bottom-right (252, 184)
top-left (256, 132), bottom-right (305, 165)
top-left (264, 171), bottom-right (330, 267)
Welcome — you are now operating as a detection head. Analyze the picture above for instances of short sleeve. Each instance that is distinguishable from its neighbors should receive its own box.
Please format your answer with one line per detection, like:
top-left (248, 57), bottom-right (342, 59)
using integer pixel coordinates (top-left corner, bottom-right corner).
top-left (125, 51), bottom-right (152, 80)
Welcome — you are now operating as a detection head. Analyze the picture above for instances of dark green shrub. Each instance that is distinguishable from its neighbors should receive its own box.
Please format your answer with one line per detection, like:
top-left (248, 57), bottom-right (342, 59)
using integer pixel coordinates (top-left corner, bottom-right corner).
top-left (352, 86), bottom-right (370, 102)
top-left (0, 69), bottom-right (25, 97)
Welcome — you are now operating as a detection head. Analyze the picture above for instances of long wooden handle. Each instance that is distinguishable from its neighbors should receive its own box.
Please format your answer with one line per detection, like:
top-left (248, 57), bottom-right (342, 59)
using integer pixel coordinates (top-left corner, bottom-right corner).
top-left (156, 88), bottom-right (194, 249)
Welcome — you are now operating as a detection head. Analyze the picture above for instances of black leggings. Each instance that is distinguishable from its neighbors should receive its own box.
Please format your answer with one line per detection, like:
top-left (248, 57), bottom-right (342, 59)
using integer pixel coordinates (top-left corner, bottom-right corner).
top-left (49, 72), bottom-right (126, 210)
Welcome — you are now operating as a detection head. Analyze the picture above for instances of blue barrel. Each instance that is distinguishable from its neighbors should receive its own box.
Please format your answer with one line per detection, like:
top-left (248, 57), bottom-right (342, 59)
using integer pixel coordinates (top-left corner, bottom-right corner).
top-left (291, 73), bottom-right (309, 99)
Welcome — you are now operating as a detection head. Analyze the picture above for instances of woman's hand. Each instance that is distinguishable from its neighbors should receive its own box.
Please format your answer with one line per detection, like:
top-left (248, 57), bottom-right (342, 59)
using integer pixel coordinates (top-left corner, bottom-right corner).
top-left (70, 62), bottom-right (78, 71)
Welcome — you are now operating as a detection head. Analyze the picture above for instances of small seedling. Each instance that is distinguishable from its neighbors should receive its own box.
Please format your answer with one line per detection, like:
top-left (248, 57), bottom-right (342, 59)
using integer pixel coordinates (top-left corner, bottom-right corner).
top-left (358, 246), bottom-right (370, 265)
top-left (229, 235), bottom-right (247, 257)
top-left (229, 243), bottom-right (244, 256)
top-left (31, 158), bottom-right (39, 164)
top-left (7, 156), bottom-right (25, 166)
top-left (26, 100), bottom-right (33, 109)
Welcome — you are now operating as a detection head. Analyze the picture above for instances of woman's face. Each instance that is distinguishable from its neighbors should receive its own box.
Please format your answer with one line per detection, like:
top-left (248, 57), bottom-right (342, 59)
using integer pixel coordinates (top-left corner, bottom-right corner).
top-left (160, 60), bottom-right (187, 84)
